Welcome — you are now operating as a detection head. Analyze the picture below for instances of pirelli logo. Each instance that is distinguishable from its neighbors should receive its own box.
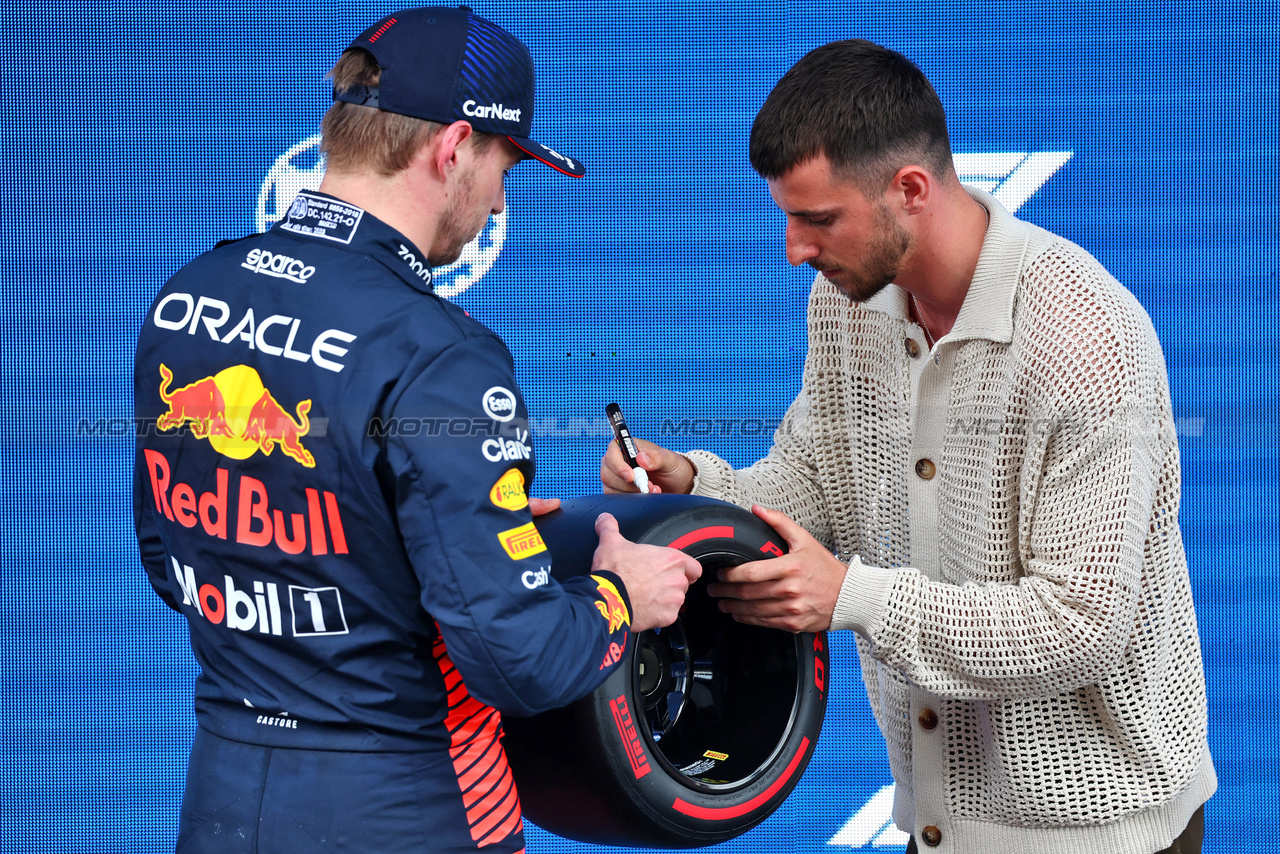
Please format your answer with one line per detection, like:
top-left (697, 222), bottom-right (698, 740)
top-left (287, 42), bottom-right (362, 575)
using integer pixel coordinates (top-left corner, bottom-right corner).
top-left (497, 522), bottom-right (546, 560)
top-left (610, 695), bottom-right (650, 779)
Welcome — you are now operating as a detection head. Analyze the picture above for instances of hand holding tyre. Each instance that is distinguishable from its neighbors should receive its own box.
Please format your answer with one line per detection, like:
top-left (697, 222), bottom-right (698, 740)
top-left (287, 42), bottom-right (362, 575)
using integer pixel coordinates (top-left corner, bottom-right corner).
top-left (592, 512), bottom-right (703, 632)
top-left (706, 505), bottom-right (849, 634)
top-left (601, 437), bottom-right (695, 495)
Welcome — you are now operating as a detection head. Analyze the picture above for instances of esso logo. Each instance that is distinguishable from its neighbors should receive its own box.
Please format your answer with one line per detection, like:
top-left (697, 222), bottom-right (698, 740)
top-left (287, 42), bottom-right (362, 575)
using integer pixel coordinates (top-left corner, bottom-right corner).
top-left (482, 387), bottom-right (517, 422)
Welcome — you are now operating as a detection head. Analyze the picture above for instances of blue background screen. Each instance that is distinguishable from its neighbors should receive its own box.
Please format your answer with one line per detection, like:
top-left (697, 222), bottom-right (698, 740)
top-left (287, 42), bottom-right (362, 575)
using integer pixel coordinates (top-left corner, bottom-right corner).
top-left (2, 1), bottom-right (1276, 851)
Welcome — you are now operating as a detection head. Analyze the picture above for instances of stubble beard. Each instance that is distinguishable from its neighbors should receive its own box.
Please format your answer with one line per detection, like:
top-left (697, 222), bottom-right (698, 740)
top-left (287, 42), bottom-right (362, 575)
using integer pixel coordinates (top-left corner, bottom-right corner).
top-left (428, 168), bottom-right (486, 268)
top-left (818, 204), bottom-right (913, 303)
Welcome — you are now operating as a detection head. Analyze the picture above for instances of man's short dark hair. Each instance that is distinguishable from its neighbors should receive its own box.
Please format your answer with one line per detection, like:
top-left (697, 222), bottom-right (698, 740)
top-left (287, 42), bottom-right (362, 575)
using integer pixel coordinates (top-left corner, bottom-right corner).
top-left (749, 40), bottom-right (954, 194)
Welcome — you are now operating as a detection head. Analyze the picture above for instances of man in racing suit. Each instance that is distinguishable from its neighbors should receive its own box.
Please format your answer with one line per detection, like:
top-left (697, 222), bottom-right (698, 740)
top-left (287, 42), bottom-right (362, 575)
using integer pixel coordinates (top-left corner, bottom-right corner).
top-left (134, 8), bottom-right (700, 853)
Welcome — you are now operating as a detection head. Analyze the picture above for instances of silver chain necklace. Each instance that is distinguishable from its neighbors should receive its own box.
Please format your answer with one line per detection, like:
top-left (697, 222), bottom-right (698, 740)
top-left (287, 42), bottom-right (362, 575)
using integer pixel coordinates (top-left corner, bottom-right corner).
top-left (910, 294), bottom-right (936, 349)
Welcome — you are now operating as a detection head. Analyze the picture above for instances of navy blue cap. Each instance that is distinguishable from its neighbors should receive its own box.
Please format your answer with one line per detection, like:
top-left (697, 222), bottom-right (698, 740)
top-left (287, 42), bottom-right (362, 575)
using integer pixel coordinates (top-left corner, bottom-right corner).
top-left (333, 6), bottom-right (584, 177)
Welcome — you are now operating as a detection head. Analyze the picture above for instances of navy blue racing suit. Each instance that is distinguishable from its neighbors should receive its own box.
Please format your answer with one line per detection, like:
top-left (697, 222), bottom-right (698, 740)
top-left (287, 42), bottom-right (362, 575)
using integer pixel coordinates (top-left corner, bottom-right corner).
top-left (134, 191), bottom-right (633, 853)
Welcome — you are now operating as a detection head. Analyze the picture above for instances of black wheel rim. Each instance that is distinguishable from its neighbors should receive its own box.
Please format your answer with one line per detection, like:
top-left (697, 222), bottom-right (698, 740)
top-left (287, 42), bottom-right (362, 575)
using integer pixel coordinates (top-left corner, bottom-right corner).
top-left (631, 549), bottom-right (804, 794)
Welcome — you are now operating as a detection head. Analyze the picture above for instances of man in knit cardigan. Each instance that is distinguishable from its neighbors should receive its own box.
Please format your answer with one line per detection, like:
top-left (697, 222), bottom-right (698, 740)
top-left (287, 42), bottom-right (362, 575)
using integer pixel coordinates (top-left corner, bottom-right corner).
top-left (602, 40), bottom-right (1214, 854)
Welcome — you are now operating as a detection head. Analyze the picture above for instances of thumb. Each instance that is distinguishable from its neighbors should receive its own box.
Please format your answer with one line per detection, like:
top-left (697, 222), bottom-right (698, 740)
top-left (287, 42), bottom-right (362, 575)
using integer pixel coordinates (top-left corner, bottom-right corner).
top-left (751, 505), bottom-right (809, 550)
top-left (681, 553), bottom-right (704, 583)
top-left (594, 512), bottom-right (622, 541)
top-left (636, 446), bottom-right (677, 474)
top-left (528, 496), bottom-right (561, 518)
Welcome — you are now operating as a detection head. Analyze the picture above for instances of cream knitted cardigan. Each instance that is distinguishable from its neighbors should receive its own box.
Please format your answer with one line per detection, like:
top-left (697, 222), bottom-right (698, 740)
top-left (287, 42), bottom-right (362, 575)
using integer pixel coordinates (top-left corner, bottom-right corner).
top-left (687, 189), bottom-right (1215, 854)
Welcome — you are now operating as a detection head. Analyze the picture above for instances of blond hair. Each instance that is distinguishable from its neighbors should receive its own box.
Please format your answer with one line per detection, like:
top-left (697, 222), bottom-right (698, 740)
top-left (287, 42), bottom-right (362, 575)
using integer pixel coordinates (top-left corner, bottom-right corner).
top-left (321, 49), bottom-right (495, 177)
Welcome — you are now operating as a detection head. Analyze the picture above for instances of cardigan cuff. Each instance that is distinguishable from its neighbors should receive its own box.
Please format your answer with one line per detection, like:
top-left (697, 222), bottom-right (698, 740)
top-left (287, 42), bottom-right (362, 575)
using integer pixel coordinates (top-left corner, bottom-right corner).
top-left (829, 555), bottom-right (897, 638)
top-left (686, 449), bottom-right (734, 500)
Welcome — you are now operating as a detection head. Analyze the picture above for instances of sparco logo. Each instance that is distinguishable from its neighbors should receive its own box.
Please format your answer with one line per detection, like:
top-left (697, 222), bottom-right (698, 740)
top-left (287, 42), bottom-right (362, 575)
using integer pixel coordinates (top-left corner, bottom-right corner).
top-left (397, 244), bottom-right (431, 283)
top-left (463, 100), bottom-right (522, 123)
top-left (242, 248), bottom-right (316, 284)
top-left (257, 135), bottom-right (508, 299)
top-left (482, 386), bottom-right (517, 422)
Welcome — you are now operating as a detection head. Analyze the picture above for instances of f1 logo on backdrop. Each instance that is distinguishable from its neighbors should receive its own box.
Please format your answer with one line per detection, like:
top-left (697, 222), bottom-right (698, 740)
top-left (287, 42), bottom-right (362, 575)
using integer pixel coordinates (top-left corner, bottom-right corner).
top-left (827, 784), bottom-right (908, 849)
top-left (256, 135), bottom-right (507, 299)
top-left (953, 151), bottom-right (1074, 213)
top-left (257, 137), bottom-right (1072, 301)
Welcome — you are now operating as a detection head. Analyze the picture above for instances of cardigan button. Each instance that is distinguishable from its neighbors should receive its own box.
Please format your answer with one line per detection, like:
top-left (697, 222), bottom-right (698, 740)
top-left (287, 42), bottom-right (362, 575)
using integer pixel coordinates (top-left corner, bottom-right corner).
top-left (915, 459), bottom-right (936, 480)
top-left (905, 337), bottom-right (921, 358)
top-left (921, 826), bottom-right (942, 847)
top-left (918, 707), bottom-right (938, 730)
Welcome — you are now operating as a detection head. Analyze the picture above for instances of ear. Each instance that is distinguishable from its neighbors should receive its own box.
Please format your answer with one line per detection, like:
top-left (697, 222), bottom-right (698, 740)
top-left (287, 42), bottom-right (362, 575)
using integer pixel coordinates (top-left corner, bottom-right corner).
top-left (430, 120), bottom-right (476, 180)
top-left (887, 165), bottom-right (931, 215)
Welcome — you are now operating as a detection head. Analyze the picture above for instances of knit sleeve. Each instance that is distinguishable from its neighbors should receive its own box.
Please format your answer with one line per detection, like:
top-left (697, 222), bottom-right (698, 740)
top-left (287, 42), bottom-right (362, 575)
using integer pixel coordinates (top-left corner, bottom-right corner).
top-left (854, 250), bottom-right (1171, 700)
top-left (687, 382), bottom-right (835, 550)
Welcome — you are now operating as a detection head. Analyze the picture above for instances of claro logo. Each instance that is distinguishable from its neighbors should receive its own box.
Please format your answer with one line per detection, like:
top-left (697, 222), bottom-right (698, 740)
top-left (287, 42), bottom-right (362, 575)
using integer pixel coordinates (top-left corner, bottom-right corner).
top-left (242, 249), bottom-right (316, 284)
top-left (482, 426), bottom-right (531, 462)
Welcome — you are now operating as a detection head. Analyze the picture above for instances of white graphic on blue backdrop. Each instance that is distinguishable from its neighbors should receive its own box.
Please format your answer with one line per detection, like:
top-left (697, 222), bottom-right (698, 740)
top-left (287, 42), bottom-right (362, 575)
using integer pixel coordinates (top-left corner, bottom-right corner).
top-left (256, 134), bottom-right (509, 299)
top-left (953, 151), bottom-right (1074, 213)
top-left (828, 784), bottom-right (908, 848)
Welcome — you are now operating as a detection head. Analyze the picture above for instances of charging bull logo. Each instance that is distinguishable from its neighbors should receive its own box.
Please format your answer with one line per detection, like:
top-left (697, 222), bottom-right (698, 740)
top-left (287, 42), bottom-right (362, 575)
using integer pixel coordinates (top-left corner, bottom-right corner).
top-left (591, 575), bottom-right (631, 633)
top-left (158, 364), bottom-right (315, 468)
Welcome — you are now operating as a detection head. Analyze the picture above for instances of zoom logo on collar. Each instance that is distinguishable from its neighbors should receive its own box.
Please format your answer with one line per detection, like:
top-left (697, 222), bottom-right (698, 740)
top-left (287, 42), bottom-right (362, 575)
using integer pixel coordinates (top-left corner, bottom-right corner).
top-left (397, 244), bottom-right (432, 284)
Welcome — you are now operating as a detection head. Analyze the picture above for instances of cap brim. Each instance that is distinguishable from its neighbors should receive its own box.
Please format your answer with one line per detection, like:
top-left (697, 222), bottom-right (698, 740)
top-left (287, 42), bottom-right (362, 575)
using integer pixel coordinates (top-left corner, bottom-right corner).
top-left (507, 136), bottom-right (586, 178)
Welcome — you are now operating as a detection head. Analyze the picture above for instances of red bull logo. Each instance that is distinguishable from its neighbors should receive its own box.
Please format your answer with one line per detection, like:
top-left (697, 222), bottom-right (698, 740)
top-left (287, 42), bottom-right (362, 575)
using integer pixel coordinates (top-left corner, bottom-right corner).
top-left (600, 634), bottom-right (627, 670)
top-left (591, 574), bottom-right (631, 633)
top-left (144, 450), bottom-right (348, 556)
top-left (158, 364), bottom-right (314, 467)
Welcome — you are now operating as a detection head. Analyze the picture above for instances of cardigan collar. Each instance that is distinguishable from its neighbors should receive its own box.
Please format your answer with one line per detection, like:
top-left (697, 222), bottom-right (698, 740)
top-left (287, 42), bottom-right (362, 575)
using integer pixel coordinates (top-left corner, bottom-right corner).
top-left (861, 186), bottom-right (1029, 345)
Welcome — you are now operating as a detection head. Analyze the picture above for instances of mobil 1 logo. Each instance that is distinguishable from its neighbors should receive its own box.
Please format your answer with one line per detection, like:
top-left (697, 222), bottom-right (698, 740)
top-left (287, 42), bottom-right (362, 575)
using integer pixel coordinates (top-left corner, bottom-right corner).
top-left (290, 585), bottom-right (349, 636)
top-left (171, 557), bottom-right (351, 639)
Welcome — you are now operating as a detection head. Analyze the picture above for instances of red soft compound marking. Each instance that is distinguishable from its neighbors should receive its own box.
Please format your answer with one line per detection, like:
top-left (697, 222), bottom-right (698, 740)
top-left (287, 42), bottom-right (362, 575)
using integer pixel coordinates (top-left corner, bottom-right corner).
top-left (670, 737), bottom-right (811, 820)
top-left (667, 526), bottom-right (734, 550)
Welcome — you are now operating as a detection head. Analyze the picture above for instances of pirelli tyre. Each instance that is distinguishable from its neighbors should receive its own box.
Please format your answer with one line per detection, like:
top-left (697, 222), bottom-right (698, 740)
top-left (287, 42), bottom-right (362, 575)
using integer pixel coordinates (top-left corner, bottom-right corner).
top-left (505, 493), bottom-right (829, 848)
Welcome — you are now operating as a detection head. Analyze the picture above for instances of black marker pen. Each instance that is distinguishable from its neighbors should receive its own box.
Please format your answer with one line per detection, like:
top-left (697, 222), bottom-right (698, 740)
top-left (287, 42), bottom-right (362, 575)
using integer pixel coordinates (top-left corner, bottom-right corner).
top-left (606, 402), bottom-right (650, 494)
